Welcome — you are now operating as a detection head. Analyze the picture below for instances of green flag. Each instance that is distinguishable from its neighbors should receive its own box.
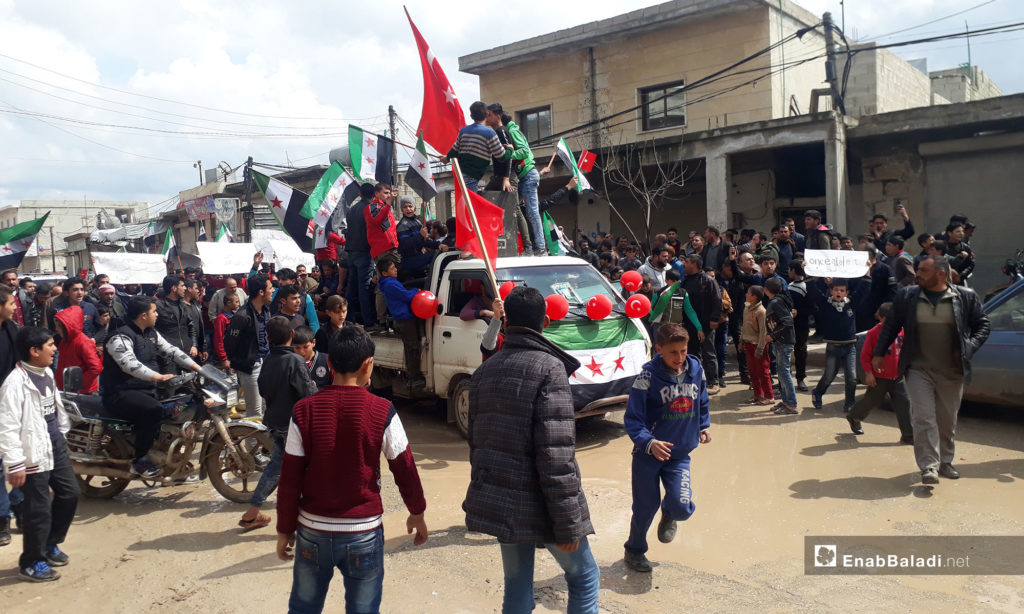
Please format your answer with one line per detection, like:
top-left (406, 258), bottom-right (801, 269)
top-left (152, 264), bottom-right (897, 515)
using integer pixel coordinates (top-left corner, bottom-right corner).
top-left (0, 213), bottom-right (49, 270)
top-left (648, 282), bottom-right (679, 322)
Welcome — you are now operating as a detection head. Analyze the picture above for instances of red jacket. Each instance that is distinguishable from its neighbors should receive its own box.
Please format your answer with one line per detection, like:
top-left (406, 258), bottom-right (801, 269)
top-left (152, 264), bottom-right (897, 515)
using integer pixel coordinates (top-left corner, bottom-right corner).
top-left (276, 385), bottom-right (425, 535)
top-left (861, 321), bottom-right (902, 380)
top-left (363, 198), bottom-right (398, 258)
top-left (315, 232), bottom-right (345, 262)
top-left (213, 312), bottom-right (233, 363)
top-left (55, 305), bottom-right (102, 393)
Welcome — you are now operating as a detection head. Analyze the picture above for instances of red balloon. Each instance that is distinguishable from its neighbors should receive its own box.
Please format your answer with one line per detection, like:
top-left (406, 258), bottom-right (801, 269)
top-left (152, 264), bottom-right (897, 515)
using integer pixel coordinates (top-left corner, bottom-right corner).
top-left (411, 290), bottom-right (438, 319)
top-left (499, 281), bottom-right (515, 300)
top-left (625, 293), bottom-right (651, 319)
top-left (545, 294), bottom-right (569, 320)
top-left (586, 294), bottom-right (613, 320)
top-left (620, 270), bottom-right (643, 292)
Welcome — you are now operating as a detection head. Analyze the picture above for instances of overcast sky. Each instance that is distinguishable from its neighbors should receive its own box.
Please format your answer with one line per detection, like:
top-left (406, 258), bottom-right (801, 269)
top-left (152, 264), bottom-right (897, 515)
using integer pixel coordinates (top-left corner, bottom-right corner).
top-left (1, 0), bottom-right (1021, 212)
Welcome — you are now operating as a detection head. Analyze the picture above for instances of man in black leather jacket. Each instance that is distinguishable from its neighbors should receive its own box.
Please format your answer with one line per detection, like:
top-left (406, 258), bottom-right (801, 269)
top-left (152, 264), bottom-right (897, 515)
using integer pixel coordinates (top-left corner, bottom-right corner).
top-left (872, 255), bottom-right (989, 485)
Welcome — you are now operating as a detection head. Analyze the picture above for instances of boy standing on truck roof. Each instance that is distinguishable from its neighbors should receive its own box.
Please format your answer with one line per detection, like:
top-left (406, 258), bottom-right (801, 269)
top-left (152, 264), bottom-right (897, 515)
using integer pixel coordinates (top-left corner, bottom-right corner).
top-left (623, 323), bottom-right (711, 574)
top-left (377, 256), bottom-right (426, 390)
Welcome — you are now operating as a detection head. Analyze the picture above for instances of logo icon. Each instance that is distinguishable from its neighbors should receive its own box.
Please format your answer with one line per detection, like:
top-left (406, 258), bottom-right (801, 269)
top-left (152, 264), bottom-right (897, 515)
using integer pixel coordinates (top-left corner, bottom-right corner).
top-left (815, 545), bottom-right (837, 567)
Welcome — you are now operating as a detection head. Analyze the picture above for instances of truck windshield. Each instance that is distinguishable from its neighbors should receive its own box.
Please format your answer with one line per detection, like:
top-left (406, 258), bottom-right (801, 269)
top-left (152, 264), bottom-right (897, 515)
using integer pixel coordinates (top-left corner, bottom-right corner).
top-left (498, 265), bottom-right (625, 311)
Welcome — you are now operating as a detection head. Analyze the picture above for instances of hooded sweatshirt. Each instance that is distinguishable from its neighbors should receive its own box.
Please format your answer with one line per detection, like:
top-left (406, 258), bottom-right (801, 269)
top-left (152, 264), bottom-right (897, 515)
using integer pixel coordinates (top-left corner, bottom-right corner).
top-left (55, 305), bottom-right (103, 393)
top-left (624, 354), bottom-right (710, 460)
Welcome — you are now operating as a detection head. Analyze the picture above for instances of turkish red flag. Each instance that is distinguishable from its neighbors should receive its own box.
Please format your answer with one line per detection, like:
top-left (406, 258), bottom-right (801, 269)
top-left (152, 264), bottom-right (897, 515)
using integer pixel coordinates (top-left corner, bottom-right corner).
top-left (406, 10), bottom-right (466, 154)
top-left (454, 170), bottom-right (504, 270)
top-left (578, 149), bottom-right (596, 172)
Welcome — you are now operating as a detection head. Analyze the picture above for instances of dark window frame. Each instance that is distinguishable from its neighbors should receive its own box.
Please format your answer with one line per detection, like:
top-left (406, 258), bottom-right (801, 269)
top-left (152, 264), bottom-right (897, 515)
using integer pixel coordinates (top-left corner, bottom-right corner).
top-left (516, 106), bottom-right (553, 144)
top-left (639, 80), bottom-right (687, 132)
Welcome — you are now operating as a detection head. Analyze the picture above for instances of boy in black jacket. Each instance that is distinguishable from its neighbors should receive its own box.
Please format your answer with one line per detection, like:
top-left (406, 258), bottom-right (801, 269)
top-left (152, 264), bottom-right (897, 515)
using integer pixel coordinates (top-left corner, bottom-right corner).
top-left (764, 278), bottom-right (798, 414)
top-left (237, 316), bottom-right (316, 531)
top-left (808, 279), bottom-right (858, 412)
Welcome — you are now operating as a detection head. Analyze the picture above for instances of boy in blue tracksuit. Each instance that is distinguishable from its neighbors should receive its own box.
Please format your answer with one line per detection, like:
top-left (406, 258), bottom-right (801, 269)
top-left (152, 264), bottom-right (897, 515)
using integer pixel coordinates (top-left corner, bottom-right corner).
top-left (377, 256), bottom-right (426, 389)
top-left (623, 323), bottom-right (711, 573)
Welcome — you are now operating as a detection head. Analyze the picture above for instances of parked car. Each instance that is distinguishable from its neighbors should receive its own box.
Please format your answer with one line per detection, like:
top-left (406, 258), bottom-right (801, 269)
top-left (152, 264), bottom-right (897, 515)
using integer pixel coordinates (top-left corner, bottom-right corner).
top-left (964, 279), bottom-right (1024, 407)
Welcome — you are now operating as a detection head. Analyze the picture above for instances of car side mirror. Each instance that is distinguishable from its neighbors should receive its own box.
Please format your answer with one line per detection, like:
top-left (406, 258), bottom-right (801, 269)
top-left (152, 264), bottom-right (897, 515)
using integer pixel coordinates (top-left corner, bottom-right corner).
top-left (62, 366), bottom-right (83, 393)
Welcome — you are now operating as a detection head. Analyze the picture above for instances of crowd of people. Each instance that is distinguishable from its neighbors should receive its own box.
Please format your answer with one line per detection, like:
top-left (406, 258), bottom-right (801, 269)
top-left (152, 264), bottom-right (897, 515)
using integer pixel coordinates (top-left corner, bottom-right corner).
top-left (0, 147), bottom-right (995, 613)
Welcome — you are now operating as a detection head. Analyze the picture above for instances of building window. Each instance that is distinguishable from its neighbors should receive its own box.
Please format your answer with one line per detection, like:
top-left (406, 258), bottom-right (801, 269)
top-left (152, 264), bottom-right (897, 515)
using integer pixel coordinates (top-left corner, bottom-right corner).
top-left (640, 80), bottom-right (686, 131)
top-left (517, 106), bottom-right (552, 144)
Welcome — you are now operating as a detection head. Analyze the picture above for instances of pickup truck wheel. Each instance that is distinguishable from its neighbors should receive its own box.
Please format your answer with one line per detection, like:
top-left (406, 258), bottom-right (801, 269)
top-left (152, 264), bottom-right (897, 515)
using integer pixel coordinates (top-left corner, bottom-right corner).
top-left (449, 378), bottom-right (471, 439)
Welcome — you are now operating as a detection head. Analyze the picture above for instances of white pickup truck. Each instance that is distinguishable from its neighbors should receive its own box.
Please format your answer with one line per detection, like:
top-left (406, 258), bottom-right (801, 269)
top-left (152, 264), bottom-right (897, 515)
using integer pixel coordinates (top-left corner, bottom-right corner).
top-left (370, 252), bottom-right (652, 436)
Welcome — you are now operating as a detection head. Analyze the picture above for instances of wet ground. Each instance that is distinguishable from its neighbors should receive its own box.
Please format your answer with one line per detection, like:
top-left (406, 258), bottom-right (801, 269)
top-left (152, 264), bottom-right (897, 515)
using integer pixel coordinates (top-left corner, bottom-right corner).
top-left (2, 365), bottom-right (1023, 613)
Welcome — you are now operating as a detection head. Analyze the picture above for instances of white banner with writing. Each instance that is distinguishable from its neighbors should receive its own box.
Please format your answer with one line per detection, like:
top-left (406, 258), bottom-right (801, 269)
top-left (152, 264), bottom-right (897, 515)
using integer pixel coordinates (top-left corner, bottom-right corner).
top-left (92, 252), bottom-right (167, 284)
top-left (195, 242), bottom-right (258, 275)
top-left (804, 249), bottom-right (870, 278)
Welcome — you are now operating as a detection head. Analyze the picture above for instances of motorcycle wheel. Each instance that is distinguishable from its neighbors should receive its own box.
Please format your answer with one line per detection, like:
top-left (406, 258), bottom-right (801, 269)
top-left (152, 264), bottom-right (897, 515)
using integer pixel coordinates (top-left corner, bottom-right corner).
top-left (205, 424), bottom-right (275, 504)
top-left (72, 426), bottom-right (134, 499)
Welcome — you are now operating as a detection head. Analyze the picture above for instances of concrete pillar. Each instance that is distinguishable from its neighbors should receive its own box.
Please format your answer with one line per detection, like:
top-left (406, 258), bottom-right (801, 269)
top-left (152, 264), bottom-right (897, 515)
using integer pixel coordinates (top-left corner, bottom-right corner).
top-left (824, 112), bottom-right (849, 234)
top-left (705, 153), bottom-right (731, 231)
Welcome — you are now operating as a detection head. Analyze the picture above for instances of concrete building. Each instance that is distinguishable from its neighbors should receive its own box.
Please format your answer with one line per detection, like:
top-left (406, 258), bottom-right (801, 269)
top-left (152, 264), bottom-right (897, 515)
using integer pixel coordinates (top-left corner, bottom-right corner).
top-left (0, 200), bottom-right (148, 273)
top-left (930, 65), bottom-right (1003, 104)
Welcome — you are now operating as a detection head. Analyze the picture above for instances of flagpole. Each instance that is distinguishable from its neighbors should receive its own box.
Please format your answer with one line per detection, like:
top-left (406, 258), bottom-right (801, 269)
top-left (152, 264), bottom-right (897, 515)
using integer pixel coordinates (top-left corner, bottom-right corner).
top-left (451, 158), bottom-right (499, 298)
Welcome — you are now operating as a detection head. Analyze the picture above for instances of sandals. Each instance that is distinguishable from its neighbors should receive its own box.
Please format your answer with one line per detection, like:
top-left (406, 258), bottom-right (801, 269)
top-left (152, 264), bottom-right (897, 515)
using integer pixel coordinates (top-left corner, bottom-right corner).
top-left (238, 513), bottom-right (272, 531)
top-left (755, 398), bottom-right (776, 406)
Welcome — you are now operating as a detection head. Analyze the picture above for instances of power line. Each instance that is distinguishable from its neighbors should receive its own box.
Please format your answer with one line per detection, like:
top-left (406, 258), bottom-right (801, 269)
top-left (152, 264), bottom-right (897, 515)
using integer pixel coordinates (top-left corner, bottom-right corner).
top-left (864, 0), bottom-right (1001, 40)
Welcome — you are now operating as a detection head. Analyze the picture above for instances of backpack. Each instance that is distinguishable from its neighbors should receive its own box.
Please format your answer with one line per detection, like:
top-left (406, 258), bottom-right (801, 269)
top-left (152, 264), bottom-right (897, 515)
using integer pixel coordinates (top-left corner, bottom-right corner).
top-left (223, 307), bottom-right (251, 367)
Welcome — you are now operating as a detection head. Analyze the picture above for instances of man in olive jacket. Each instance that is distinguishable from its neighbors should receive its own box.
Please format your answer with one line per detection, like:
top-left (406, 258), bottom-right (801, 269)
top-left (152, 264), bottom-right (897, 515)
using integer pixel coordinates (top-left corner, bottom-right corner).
top-left (463, 286), bottom-right (599, 613)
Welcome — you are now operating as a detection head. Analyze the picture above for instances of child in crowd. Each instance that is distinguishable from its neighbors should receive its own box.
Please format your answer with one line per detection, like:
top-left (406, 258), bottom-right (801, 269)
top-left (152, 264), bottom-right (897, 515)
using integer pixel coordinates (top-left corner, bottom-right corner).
top-left (809, 279), bottom-right (858, 412)
top-left (276, 326), bottom-right (427, 613)
top-left (313, 294), bottom-right (348, 353)
top-left (649, 269), bottom-right (703, 343)
top-left (237, 317), bottom-right (316, 531)
top-left (740, 286), bottom-right (773, 406)
top-left (292, 326), bottom-right (332, 390)
top-left (848, 302), bottom-right (913, 443)
top-left (377, 256), bottom-right (425, 390)
top-left (764, 278), bottom-right (798, 414)
top-left (623, 323), bottom-right (711, 573)
top-left (53, 305), bottom-right (102, 393)
top-left (213, 293), bottom-right (239, 369)
top-left (0, 327), bottom-right (80, 582)
top-left (91, 304), bottom-right (112, 351)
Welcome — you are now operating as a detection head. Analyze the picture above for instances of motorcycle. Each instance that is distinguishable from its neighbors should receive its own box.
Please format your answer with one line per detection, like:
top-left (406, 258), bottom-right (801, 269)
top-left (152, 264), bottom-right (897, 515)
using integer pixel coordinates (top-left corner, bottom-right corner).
top-left (984, 248), bottom-right (1024, 303)
top-left (60, 365), bottom-right (274, 504)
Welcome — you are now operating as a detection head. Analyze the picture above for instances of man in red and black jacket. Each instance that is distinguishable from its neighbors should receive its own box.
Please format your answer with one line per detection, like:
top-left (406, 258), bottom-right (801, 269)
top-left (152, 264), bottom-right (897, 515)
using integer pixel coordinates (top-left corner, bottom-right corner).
top-left (276, 326), bottom-right (427, 611)
top-left (364, 183), bottom-right (399, 263)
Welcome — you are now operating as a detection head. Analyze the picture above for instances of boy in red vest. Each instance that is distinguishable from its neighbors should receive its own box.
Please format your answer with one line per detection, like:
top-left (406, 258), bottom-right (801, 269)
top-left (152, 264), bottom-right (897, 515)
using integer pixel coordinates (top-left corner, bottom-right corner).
top-left (848, 302), bottom-right (912, 442)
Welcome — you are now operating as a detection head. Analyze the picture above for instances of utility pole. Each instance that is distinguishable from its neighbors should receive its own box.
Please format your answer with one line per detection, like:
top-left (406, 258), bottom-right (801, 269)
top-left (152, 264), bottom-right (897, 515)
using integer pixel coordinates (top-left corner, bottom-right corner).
top-left (822, 12), bottom-right (845, 115)
top-left (48, 226), bottom-right (56, 273)
top-left (242, 156), bottom-right (254, 243)
top-left (388, 105), bottom-right (398, 186)
top-left (194, 160), bottom-right (204, 186)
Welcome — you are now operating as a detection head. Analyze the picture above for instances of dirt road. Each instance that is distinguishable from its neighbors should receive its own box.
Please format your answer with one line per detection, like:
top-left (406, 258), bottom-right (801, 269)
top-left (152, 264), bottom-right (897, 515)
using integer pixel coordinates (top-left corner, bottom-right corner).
top-left (2, 370), bottom-right (1023, 613)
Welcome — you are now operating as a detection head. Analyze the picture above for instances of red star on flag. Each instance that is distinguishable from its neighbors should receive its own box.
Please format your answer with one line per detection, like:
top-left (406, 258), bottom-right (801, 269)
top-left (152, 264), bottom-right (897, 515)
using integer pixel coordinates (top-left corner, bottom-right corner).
top-left (613, 353), bottom-right (626, 372)
top-left (585, 357), bottom-right (603, 376)
top-left (1, 246), bottom-right (11, 254)
top-left (328, 193), bottom-right (339, 204)
top-left (366, 156), bottom-right (374, 165)
top-left (270, 196), bottom-right (283, 208)
top-left (339, 177), bottom-right (348, 186)
top-left (317, 228), bottom-right (324, 236)
top-left (319, 207), bottom-right (331, 218)
top-left (366, 136), bottom-right (376, 147)
top-left (22, 240), bottom-right (32, 248)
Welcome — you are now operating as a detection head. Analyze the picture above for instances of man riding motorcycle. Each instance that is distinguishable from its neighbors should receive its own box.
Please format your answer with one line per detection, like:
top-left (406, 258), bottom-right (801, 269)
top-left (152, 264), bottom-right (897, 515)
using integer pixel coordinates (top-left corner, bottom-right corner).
top-left (101, 296), bottom-right (203, 478)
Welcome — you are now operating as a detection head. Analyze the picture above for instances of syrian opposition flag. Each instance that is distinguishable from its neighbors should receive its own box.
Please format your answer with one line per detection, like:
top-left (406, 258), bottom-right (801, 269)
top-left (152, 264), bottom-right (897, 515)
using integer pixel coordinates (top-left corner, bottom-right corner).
top-left (216, 225), bottom-right (232, 243)
top-left (453, 163), bottom-right (504, 270)
top-left (406, 8), bottom-right (467, 154)
top-left (405, 132), bottom-right (437, 202)
top-left (198, 222), bottom-right (207, 242)
top-left (348, 126), bottom-right (395, 184)
top-left (0, 213), bottom-right (48, 271)
top-left (143, 220), bottom-right (158, 248)
top-left (161, 228), bottom-right (176, 263)
top-left (649, 282), bottom-right (680, 323)
top-left (555, 138), bottom-right (592, 193)
top-left (252, 169), bottom-right (313, 252)
top-left (542, 211), bottom-right (571, 256)
top-left (303, 161), bottom-right (360, 250)
top-left (544, 317), bottom-right (648, 409)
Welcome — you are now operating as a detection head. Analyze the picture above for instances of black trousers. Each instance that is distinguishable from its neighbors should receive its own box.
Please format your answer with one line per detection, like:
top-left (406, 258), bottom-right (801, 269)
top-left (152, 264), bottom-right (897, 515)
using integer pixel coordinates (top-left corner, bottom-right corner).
top-left (20, 438), bottom-right (79, 568)
top-left (396, 318), bottom-right (422, 379)
top-left (685, 325), bottom-right (719, 386)
top-left (794, 324), bottom-right (810, 381)
top-left (848, 377), bottom-right (913, 439)
top-left (105, 389), bottom-right (163, 461)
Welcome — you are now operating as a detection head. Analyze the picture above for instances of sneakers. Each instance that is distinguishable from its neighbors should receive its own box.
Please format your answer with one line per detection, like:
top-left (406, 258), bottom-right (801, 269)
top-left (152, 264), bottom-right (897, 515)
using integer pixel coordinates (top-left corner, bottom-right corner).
top-left (707, 384), bottom-right (720, 395)
top-left (797, 379), bottom-right (809, 392)
top-left (846, 417), bottom-right (864, 435)
top-left (45, 545), bottom-right (69, 567)
top-left (623, 550), bottom-right (652, 573)
top-left (775, 405), bottom-right (799, 415)
top-left (0, 516), bottom-right (10, 547)
top-left (131, 456), bottom-right (162, 479)
top-left (811, 391), bottom-right (823, 410)
top-left (921, 470), bottom-right (939, 485)
top-left (254, 452), bottom-right (272, 470)
top-left (20, 560), bottom-right (60, 582)
top-left (657, 512), bottom-right (677, 544)
top-left (939, 463), bottom-right (960, 480)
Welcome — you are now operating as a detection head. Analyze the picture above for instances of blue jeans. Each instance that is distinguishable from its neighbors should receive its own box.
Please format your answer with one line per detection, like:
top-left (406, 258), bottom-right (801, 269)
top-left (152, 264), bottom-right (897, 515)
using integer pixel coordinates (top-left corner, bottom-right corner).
top-left (774, 342), bottom-right (797, 406)
top-left (289, 525), bottom-right (384, 614)
top-left (813, 342), bottom-right (858, 409)
top-left (0, 462), bottom-right (25, 517)
top-left (499, 538), bottom-right (600, 614)
top-left (465, 176), bottom-right (480, 194)
top-left (518, 168), bottom-right (545, 255)
top-left (625, 453), bottom-right (695, 555)
top-left (345, 251), bottom-right (376, 327)
top-left (714, 320), bottom-right (729, 378)
top-left (249, 432), bottom-right (285, 508)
